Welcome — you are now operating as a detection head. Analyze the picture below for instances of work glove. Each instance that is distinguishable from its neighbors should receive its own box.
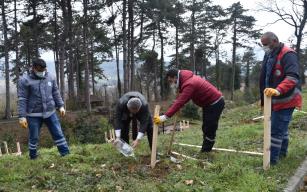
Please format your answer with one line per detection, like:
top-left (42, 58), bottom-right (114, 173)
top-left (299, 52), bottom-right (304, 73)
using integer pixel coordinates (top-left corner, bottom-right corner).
top-left (19, 117), bottom-right (28, 129)
top-left (264, 88), bottom-right (280, 97)
top-left (59, 107), bottom-right (66, 117)
top-left (153, 115), bottom-right (168, 125)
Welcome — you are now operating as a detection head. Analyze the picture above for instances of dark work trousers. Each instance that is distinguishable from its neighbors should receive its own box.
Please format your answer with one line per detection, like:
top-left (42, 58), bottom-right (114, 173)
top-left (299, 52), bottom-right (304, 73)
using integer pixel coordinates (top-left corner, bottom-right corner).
top-left (201, 98), bottom-right (225, 152)
top-left (120, 116), bottom-right (153, 150)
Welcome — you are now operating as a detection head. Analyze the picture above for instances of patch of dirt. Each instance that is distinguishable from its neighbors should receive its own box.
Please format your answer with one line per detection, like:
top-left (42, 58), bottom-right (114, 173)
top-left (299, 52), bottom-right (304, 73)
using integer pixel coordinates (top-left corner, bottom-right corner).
top-left (299, 175), bottom-right (307, 192)
top-left (126, 155), bottom-right (176, 180)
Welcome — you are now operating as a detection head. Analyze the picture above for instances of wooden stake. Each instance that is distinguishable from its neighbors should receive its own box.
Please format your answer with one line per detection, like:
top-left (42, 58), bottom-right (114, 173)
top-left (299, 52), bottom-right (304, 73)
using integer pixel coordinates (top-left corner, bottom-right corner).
top-left (104, 131), bottom-right (108, 142)
top-left (171, 151), bottom-right (198, 161)
top-left (0, 147), bottom-right (2, 156)
top-left (151, 105), bottom-right (160, 168)
top-left (3, 141), bottom-right (9, 154)
top-left (111, 129), bottom-right (115, 140)
top-left (187, 121), bottom-right (190, 128)
top-left (15, 142), bottom-right (22, 156)
top-left (263, 95), bottom-right (271, 170)
top-left (174, 143), bottom-right (263, 156)
top-left (109, 129), bottom-right (114, 140)
top-left (167, 115), bottom-right (178, 155)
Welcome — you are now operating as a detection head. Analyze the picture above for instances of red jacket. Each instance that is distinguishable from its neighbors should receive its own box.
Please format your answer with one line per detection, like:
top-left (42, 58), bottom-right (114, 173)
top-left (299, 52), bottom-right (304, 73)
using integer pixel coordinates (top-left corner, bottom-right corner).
top-left (260, 44), bottom-right (302, 111)
top-left (165, 70), bottom-right (222, 117)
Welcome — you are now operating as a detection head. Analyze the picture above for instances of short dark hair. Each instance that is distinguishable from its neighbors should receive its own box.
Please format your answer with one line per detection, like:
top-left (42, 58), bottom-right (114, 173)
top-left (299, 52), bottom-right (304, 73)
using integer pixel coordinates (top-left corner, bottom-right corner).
top-left (166, 69), bottom-right (178, 78)
top-left (262, 32), bottom-right (279, 43)
top-left (32, 58), bottom-right (46, 68)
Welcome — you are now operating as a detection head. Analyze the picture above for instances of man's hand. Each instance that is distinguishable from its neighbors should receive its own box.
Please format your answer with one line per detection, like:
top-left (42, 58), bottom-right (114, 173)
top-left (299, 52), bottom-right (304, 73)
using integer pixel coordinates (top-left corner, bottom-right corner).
top-left (153, 115), bottom-right (167, 125)
top-left (59, 107), bottom-right (66, 117)
top-left (132, 139), bottom-right (140, 148)
top-left (19, 118), bottom-right (28, 129)
top-left (264, 88), bottom-right (280, 97)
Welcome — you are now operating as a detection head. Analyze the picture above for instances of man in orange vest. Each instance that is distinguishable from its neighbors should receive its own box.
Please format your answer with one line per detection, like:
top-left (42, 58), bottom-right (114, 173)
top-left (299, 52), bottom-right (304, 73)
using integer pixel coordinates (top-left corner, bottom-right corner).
top-left (260, 32), bottom-right (302, 165)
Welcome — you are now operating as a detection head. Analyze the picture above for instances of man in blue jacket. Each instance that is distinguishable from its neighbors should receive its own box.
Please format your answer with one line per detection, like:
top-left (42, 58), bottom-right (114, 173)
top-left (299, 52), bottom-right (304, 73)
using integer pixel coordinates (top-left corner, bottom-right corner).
top-left (18, 58), bottom-right (70, 159)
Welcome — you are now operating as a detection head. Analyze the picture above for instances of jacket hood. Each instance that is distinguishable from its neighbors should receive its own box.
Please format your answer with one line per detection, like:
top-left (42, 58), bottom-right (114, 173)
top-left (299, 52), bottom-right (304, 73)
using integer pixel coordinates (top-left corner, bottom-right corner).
top-left (179, 70), bottom-right (194, 87)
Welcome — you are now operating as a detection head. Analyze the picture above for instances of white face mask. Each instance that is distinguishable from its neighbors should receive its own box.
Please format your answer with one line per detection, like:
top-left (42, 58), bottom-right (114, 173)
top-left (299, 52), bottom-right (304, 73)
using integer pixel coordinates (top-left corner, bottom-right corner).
top-left (35, 71), bottom-right (46, 78)
top-left (262, 45), bottom-right (271, 53)
top-left (170, 83), bottom-right (178, 89)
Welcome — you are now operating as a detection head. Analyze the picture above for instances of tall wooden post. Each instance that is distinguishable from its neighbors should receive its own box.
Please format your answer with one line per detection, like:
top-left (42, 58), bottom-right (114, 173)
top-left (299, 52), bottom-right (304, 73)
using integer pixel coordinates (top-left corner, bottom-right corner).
top-left (151, 105), bottom-right (160, 168)
top-left (263, 95), bottom-right (271, 170)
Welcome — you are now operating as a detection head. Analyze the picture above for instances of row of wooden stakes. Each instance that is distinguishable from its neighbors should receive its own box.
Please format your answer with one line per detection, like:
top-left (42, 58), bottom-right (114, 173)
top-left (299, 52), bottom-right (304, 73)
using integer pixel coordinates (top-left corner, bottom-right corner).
top-left (0, 141), bottom-right (22, 156)
top-left (104, 129), bottom-right (116, 143)
top-left (179, 120), bottom-right (190, 131)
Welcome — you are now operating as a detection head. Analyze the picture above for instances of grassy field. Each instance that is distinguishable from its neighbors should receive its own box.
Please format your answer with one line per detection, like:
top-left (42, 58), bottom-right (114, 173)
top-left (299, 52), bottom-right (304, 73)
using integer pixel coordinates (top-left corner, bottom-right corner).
top-left (0, 91), bottom-right (306, 192)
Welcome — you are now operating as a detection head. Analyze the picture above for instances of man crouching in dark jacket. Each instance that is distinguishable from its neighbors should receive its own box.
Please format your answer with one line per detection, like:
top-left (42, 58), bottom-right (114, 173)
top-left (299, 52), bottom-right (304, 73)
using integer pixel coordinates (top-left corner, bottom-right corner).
top-left (115, 92), bottom-right (153, 149)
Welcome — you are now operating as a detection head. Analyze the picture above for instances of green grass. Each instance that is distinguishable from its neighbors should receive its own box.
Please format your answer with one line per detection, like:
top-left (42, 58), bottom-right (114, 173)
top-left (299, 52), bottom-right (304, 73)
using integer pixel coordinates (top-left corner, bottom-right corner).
top-left (0, 90), bottom-right (307, 192)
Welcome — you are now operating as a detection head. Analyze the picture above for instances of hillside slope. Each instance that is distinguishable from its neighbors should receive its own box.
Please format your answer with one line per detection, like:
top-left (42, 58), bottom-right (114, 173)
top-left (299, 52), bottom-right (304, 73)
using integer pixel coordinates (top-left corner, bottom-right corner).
top-left (0, 90), bottom-right (306, 192)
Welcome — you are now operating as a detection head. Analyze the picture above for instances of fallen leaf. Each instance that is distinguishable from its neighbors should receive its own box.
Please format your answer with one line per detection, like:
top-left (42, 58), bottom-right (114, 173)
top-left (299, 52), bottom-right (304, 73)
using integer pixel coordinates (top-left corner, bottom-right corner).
top-left (176, 165), bottom-right (182, 170)
top-left (185, 180), bottom-right (193, 185)
top-left (96, 173), bottom-right (102, 177)
top-left (116, 185), bottom-right (123, 191)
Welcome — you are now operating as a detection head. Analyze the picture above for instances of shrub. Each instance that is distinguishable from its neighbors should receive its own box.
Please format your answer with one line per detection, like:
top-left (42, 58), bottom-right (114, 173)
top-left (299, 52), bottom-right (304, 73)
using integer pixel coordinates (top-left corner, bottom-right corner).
top-left (181, 102), bottom-right (200, 119)
top-left (72, 112), bottom-right (112, 144)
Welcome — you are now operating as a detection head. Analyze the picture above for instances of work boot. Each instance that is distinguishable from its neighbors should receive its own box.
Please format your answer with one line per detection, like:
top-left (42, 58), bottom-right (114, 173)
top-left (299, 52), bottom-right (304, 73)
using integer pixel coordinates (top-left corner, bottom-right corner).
top-left (201, 138), bottom-right (215, 152)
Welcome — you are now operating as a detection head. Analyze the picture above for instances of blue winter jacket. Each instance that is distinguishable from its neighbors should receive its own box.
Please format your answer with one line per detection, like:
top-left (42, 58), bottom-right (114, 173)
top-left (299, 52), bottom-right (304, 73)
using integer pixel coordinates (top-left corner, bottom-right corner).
top-left (17, 71), bottom-right (64, 118)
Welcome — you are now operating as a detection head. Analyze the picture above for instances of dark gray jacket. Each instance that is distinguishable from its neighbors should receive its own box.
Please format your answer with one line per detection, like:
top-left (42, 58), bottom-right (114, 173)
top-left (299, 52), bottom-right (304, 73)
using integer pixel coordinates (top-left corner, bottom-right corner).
top-left (18, 71), bottom-right (64, 118)
top-left (115, 92), bottom-right (151, 133)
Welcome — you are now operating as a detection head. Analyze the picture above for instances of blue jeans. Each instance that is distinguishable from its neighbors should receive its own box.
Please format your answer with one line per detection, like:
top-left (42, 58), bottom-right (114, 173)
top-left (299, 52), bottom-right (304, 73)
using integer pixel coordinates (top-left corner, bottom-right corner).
top-left (27, 113), bottom-right (70, 159)
top-left (270, 108), bottom-right (294, 164)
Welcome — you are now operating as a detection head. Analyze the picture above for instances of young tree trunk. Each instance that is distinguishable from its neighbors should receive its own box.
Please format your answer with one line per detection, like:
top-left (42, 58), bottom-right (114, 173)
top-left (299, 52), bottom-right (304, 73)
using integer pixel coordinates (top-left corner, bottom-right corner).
top-left (59, 0), bottom-right (68, 100)
top-left (91, 41), bottom-right (95, 95)
top-left (128, 0), bottom-right (134, 90)
top-left (14, 0), bottom-right (20, 87)
top-left (111, 3), bottom-right (122, 97)
top-left (31, 1), bottom-right (39, 57)
top-left (59, 45), bottom-right (65, 99)
top-left (215, 46), bottom-right (221, 90)
top-left (175, 26), bottom-right (179, 68)
top-left (1, 0), bottom-right (11, 119)
top-left (138, 0), bottom-right (144, 51)
top-left (296, 33), bottom-right (305, 84)
top-left (158, 21), bottom-right (164, 100)
top-left (152, 29), bottom-right (158, 101)
top-left (231, 17), bottom-right (237, 101)
top-left (67, 0), bottom-right (75, 101)
top-left (76, 41), bottom-right (81, 101)
top-left (83, 0), bottom-right (91, 112)
top-left (190, 0), bottom-right (196, 73)
top-left (245, 59), bottom-right (250, 88)
top-left (53, 0), bottom-right (60, 85)
top-left (122, 0), bottom-right (129, 92)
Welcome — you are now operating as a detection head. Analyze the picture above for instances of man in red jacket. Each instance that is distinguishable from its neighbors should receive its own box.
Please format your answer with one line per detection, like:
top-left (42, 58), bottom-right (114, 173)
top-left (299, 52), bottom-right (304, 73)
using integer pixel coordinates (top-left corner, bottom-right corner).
top-left (154, 69), bottom-right (224, 152)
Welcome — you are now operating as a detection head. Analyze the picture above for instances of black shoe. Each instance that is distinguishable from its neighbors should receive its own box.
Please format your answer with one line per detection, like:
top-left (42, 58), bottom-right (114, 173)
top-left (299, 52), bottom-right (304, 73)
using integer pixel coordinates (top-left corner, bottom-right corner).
top-left (202, 138), bottom-right (215, 152)
top-left (30, 155), bottom-right (38, 160)
top-left (279, 153), bottom-right (287, 159)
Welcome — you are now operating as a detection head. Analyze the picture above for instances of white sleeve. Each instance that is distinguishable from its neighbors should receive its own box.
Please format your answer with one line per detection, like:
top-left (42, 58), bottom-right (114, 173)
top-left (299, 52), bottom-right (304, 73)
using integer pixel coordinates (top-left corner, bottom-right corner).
top-left (115, 130), bottom-right (121, 138)
top-left (136, 132), bottom-right (144, 140)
